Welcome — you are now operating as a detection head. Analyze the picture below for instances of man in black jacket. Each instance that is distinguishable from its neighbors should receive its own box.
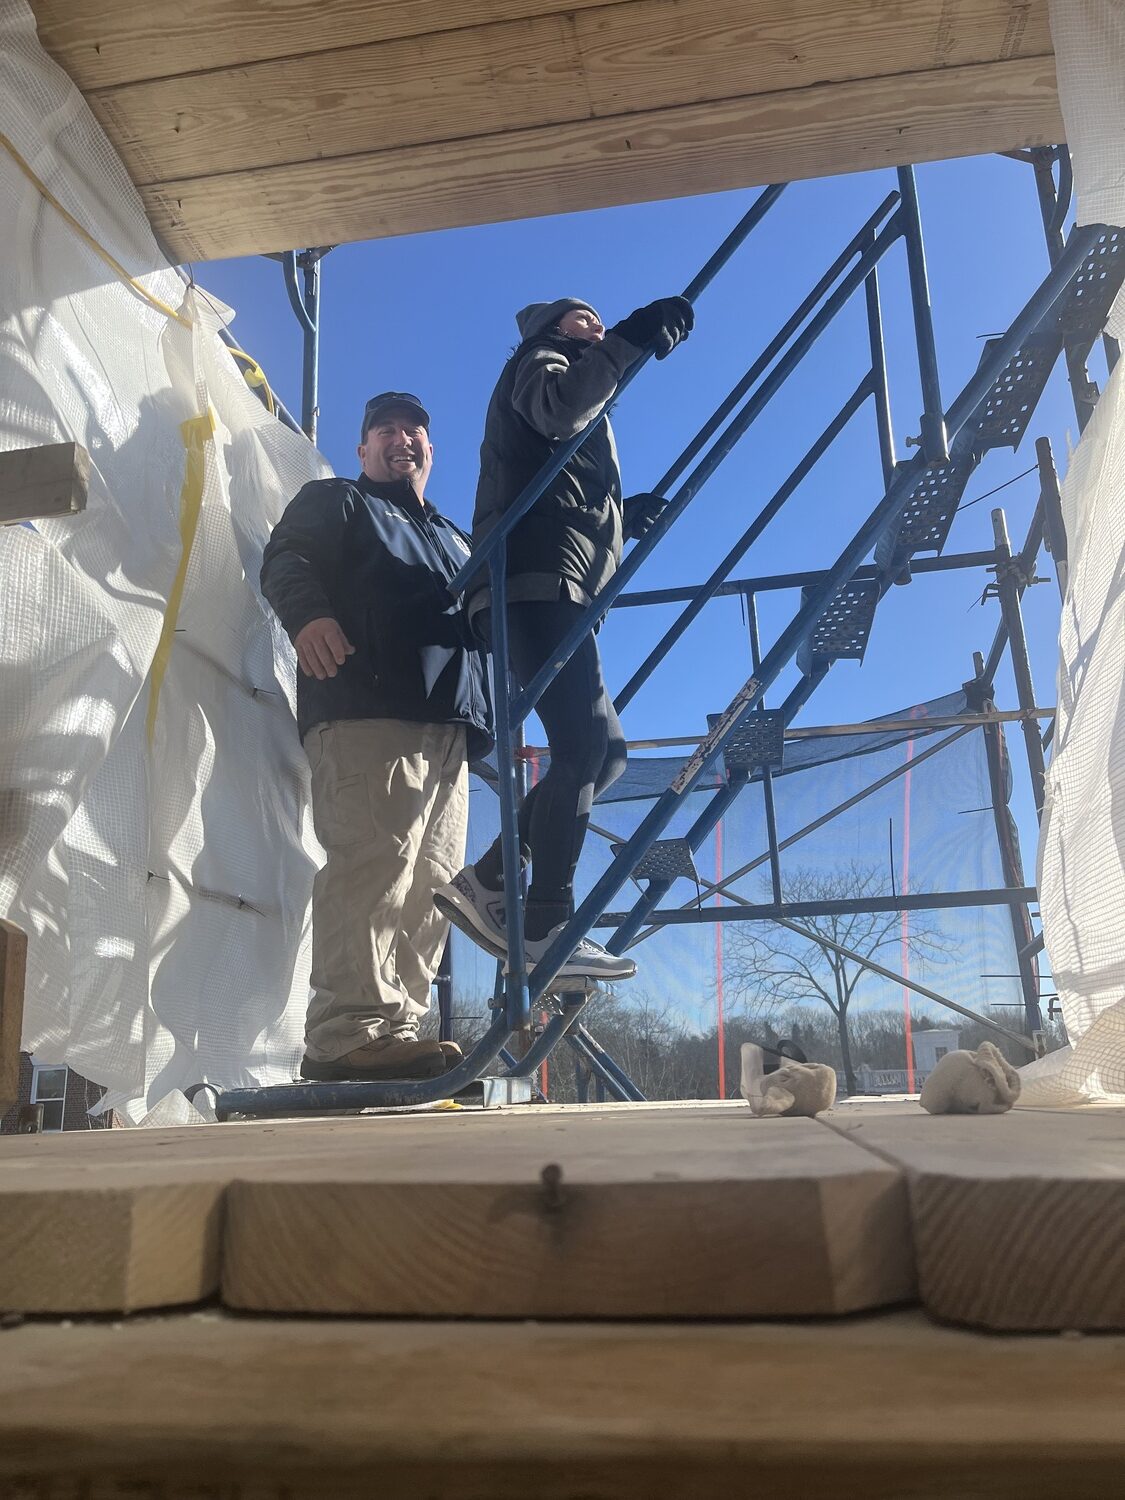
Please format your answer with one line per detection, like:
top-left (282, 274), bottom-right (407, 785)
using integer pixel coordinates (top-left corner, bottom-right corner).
top-left (437, 295), bottom-right (691, 980)
top-left (260, 392), bottom-right (492, 1082)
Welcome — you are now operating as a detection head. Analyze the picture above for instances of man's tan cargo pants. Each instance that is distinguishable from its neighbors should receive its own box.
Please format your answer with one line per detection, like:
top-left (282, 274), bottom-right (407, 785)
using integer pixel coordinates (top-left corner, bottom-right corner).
top-left (302, 718), bottom-right (468, 1063)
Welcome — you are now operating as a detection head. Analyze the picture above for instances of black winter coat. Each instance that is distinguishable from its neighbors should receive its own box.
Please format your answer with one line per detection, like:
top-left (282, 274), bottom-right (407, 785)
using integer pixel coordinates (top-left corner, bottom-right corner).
top-left (468, 328), bottom-right (641, 615)
top-left (260, 475), bottom-right (494, 756)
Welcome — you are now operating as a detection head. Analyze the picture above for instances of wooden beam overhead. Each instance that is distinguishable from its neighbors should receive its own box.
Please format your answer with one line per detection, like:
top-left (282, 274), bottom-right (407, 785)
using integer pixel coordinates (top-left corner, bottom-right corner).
top-left (93, 13), bottom-right (593, 186)
top-left (85, 0), bottom-right (1052, 187)
top-left (145, 57), bottom-right (1062, 262)
top-left (24, 0), bottom-right (1061, 264)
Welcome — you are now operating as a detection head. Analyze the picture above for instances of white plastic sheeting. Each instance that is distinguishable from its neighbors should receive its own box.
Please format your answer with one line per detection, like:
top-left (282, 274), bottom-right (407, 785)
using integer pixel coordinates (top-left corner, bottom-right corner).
top-left (1049, 0), bottom-right (1125, 239)
top-left (0, 0), bottom-right (327, 1120)
top-left (1031, 352), bottom-right (1125, 1104)
top-left (1028, 0), bottom-right (1125, 1103)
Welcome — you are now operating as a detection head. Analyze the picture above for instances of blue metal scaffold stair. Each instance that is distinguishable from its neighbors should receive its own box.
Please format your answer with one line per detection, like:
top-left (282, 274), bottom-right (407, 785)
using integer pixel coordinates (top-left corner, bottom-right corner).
top-left (214, 164), bottom-right (1125, 1122)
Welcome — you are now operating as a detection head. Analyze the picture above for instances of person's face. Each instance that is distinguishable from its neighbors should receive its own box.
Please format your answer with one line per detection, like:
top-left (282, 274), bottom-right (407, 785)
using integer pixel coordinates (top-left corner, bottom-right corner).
top-left (357, 408), bottom-right (434, 492)
top-left (557, 307), bottom-right (605, 343)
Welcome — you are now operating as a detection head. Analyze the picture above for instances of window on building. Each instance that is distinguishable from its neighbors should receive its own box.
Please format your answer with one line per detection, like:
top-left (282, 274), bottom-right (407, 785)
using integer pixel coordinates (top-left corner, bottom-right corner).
top-left (30, 1064), bottom-right (69, 1132)
top-left (933, 1046), bottom-right (949, 1061)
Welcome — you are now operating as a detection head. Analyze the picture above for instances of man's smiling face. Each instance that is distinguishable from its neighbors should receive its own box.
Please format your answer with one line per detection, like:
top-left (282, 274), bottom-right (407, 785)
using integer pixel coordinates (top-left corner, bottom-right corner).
top-left (358, 406), bottom-right (434, 494)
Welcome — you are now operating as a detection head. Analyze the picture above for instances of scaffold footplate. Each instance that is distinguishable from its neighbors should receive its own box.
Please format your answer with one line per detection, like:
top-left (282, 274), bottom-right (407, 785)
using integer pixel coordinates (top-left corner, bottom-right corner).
top-left (1058, 226), bottom-right (1125, 343)
top-left (875, 455), bottom-right (976, 567)
top-left (610, 837), bottom-right (699, 885)
top-left (972, 331), bottom-right (1060, 453)
top-left (797, 578), bottom-right (879, 671)
top-left (707, 708), bottom-right (785, 774)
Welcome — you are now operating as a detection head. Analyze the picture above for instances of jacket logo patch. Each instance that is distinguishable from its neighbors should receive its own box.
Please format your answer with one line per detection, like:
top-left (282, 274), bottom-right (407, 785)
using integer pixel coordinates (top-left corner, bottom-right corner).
top-left (450, 534), bottom-right (471, 557)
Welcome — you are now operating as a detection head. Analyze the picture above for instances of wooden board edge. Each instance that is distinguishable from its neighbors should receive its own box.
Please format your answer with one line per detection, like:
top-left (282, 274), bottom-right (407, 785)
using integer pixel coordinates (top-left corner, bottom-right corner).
top-left (0, 919), bottom-right (28, 1117)
top-left (909, 1172), bottom-right (1125, 1332)
top-left (0, 1311), bottom-right (1122, 1498)
top-left (0, 443), bottom-right (90, 526)
top-left (0, 1182), bottom-right (225, 1314)
top-left (27, 0), bottom-right (638, 91)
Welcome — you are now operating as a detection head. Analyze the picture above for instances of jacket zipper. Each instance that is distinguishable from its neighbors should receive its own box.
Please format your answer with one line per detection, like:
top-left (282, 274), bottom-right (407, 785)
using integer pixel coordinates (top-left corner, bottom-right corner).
top-left (409, 505), bottom-right (483, 728)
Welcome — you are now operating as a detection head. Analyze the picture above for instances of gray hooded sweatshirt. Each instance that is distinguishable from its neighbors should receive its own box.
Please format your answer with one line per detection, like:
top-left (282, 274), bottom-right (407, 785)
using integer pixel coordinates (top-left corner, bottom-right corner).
top-left (468, 297), bottom-right (642, 616)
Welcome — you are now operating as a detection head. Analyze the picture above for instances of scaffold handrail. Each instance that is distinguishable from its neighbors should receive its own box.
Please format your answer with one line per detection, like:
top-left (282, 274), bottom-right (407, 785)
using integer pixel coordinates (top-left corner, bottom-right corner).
top-left (522, 222), bottom-right (1105, 1001)
top-left (447, 182), bottom-right (787, 598)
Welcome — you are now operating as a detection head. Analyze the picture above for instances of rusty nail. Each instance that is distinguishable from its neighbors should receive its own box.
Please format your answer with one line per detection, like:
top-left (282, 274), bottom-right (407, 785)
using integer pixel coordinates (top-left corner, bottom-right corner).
top-left (540, 1162), bottom-right (565, 1210)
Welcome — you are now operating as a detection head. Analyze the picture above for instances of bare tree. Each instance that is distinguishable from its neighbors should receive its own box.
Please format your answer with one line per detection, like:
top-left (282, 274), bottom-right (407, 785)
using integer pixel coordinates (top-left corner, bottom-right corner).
top-left (722, 862), bottom-right (954, 1094)
top-left (578, 992), bottom-right (695, 1098)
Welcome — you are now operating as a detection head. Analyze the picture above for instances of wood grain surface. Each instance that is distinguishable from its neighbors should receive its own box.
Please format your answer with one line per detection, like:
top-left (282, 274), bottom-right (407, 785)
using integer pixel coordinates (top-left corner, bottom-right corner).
top-left (0, 1310), bottom-right (1121, 1498)
top-left (24, 1), bottom-right (1059, 260)
top-left (0, 1104), bottom-right (910, 1317)
top-left (0, 443), bottom-right (89, 525)
top-left (220, 1105), bottom-right (914, 1316)
top-left (84, 0), bottom-right (1052, 186)
top-left (0, 920), bottom-right (26, 1117)
top-left (143, 56), bottom-right (1062, 260)
top-left (822, 1107), bottom-right (1125, 1329)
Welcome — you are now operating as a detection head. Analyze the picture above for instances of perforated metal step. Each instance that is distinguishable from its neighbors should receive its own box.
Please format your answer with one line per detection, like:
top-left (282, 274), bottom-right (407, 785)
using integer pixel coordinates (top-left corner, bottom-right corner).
top-left (796, 578), bottom-right (880, 672)
top-left (972, 330), bottom-right (1060, 454)
top-left (706, 708), bottom-right (785, 776)
top-left (1058, 226), bottom-right (1125, 344)
top-left (876, 229), bottom-right (1125, 582)
top-left (874, 454), bottom-right (977, 571)
top-left (610, 837), bottom-right (699, 886)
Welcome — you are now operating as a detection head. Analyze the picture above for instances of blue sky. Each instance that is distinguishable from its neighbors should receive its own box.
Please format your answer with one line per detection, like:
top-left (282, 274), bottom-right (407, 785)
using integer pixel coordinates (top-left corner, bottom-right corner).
top-left (193, 150), bottom-right (1099, 1018)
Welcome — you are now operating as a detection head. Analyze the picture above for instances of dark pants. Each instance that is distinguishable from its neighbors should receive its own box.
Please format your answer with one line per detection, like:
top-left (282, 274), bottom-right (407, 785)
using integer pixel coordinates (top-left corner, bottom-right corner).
top-left (475, 600), bottom-right (627, 926)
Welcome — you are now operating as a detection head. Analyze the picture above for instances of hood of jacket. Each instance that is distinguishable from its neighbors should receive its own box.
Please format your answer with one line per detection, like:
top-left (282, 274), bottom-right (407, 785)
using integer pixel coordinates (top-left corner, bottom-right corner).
top-left (515, 297), bottom-right (600, 341)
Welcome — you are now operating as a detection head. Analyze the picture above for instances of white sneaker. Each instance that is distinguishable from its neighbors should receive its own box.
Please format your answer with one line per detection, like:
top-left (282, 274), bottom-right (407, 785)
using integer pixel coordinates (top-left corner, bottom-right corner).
top-left (510, 925), bottom-right (637, 982)
top-left (434, 867), bottom-right (508, 958)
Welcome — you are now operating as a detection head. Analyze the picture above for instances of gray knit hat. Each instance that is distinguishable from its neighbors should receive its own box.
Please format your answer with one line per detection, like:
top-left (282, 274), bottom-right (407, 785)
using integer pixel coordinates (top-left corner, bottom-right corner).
top-left (516, 297), bottom-right (600, 340)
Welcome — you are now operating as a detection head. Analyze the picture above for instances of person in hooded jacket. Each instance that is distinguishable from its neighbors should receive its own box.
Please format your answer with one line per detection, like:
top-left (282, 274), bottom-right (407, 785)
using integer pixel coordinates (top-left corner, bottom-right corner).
top-left (435, 294), bottom-right (693, 981)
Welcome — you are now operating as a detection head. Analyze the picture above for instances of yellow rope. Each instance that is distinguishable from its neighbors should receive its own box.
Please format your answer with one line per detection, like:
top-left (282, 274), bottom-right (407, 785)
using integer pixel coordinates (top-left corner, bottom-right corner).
top-left (0, 129), bottom-right (192, 330)
top-left (0, 132), bottom-right (291, 424)
top-left (146, 409), bottom-right (217, 744)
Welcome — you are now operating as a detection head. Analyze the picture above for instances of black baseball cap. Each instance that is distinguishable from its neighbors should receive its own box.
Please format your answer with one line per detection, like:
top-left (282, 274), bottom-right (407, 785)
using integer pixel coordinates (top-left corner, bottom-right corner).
top-left (360, 391), bottom-right (431, 439)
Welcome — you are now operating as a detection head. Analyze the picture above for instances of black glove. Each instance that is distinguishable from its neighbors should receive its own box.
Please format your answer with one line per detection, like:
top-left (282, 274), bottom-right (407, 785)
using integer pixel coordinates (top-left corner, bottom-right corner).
top-left (622, 492), bottom-right (667, 541)
top-left (609, 295), bottom-right (695, 361)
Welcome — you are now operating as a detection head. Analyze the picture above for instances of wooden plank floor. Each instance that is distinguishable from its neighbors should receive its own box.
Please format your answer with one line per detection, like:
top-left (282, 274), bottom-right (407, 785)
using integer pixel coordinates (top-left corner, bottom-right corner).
top-left (0, 1104), bottom-right (912, 1317)
top-left (1, 1102), bottom-right (1121, 1328)
top-left (0, 1310), bottom-right (1121, 1498)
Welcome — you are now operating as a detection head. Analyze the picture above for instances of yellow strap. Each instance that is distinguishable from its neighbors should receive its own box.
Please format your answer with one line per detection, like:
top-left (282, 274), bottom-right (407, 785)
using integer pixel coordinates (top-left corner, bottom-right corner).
top-left (146, 410), bottom-right (217, 744)
top-left (0, 129), bottom-right (192, 330)
top-left (228, 345), bottom-right (277, 415)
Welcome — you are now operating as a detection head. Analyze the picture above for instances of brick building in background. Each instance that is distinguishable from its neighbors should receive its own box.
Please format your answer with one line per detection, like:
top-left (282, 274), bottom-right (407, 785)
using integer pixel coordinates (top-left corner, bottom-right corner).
top-left (0, 1053), bottom-right (113, 1134)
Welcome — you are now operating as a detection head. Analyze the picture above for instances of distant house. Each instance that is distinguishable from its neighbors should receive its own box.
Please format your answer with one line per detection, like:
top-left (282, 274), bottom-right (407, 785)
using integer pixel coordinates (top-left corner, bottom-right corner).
top-left (855, 1028), bottom-right (962, 1096)
top-left (0, 1053), bottom-right (113, 1134)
